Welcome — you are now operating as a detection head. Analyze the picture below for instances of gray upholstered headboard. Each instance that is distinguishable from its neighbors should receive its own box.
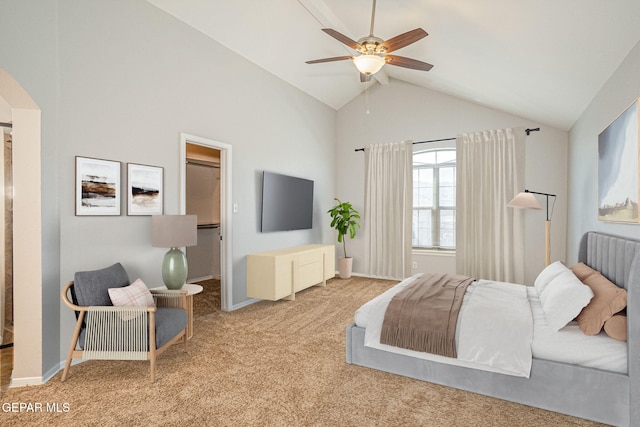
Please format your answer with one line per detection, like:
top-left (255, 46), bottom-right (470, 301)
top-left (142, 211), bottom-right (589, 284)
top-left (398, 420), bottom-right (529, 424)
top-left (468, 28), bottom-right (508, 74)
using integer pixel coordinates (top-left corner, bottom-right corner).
top-left (578, 231), bottom-right (640, 290)
top-left (577, 231), bottom-right (640, 425)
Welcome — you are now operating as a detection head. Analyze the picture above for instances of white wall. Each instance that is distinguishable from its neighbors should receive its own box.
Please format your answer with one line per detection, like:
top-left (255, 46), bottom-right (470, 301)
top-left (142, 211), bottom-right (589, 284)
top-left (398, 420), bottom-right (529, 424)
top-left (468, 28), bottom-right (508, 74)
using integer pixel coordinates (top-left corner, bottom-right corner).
top-left (336, 79), bottom-right (569, 284)
top-left (1, 0), bottom-right (337, 381)
top-left (567, 40), bottom-right (640, 261)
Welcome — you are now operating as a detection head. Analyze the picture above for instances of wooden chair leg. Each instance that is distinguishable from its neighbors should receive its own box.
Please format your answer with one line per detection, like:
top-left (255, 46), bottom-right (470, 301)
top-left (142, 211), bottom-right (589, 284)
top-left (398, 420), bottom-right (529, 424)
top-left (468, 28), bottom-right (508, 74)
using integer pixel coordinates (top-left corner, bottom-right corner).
top-left (61, 354), bottom-right (73, 382)
top-left (149, 311), bottom-right (157, 382)
top-left (62, 312), bottom-right (85, 382)
top-left (150, 356), bottom-right (156, 383)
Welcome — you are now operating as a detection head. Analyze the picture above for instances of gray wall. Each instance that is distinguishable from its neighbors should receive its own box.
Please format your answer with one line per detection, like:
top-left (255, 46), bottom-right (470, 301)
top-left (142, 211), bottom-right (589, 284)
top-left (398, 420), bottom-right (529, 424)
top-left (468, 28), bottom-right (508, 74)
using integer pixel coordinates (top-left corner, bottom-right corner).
top-left (567, 40), bottom-right (640, 261)
top-left (336, 79), bottom-right (570, 285)
top-left (0, 0), bottom-right (61, 379)
top-left (1, 0), bottom-right (336, 379)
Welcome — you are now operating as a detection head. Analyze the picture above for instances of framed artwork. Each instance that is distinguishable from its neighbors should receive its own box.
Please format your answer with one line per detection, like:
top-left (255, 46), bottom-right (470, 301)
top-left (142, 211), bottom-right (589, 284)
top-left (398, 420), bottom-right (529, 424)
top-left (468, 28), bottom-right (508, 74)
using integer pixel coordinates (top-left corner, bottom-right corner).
top-left (75, 156), bottom-right (121, 216)
top-left (127, 163), bottom-right (164, 216)
top-left (598, 99), bottom-right (639, 223)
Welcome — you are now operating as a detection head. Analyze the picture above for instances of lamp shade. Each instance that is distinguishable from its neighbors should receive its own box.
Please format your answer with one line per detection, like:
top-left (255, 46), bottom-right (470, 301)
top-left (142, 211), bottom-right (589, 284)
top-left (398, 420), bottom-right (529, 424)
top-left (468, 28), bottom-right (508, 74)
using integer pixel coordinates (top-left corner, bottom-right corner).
top-left (353, 54), bottom-right (385, 75)
top-left (507, 192), bottom-right (543, 210)
top-left (151, 215), bottom-right (197, 248)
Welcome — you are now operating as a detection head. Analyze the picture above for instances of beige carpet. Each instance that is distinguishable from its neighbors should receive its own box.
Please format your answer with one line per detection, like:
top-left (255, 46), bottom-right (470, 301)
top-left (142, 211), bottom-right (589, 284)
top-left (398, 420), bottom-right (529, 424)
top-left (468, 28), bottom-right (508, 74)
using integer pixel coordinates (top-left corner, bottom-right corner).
top-left (1, 277), bottom-right (605, 426)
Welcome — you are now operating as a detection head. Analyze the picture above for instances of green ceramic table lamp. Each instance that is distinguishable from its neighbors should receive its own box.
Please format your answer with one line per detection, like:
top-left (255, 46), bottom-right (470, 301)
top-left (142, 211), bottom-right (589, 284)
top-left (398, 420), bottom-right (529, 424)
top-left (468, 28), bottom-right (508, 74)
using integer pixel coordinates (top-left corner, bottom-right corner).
top-left (151, 215), bottom-right (197, 290)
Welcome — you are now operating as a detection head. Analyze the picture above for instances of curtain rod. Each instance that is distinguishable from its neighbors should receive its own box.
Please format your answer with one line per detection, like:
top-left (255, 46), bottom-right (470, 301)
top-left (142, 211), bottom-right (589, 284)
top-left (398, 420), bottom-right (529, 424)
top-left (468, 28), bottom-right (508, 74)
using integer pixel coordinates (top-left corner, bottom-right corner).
top-left (0, 122), bottom-right (12, 129)
top-left (354, 127), bottom-right (540, 152)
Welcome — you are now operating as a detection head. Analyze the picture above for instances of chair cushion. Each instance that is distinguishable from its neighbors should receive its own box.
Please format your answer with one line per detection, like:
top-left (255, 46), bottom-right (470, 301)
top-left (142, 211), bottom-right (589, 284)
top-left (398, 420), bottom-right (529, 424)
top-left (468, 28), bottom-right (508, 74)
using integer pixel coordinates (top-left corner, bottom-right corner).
top-left (155, 308), bottom-right (188, 348)
top-left (78, 307), bottom-right (188, 350)
top-left (73, 263), bottom-right (130, 307)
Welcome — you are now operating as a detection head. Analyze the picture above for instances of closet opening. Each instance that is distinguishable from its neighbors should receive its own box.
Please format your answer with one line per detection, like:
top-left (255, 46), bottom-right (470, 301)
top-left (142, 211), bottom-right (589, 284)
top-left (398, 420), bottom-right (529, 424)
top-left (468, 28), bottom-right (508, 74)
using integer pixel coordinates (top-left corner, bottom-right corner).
top-left (180, 133), bottom-right (233, 311)
top-left (185, 144), bottom-right (221, 310)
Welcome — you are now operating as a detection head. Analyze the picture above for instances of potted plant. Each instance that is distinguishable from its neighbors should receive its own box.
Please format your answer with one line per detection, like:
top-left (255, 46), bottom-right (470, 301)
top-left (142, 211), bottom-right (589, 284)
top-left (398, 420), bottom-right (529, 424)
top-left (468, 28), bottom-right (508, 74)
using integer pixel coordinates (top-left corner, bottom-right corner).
top-left (328, 198), bottom-right (361, 279)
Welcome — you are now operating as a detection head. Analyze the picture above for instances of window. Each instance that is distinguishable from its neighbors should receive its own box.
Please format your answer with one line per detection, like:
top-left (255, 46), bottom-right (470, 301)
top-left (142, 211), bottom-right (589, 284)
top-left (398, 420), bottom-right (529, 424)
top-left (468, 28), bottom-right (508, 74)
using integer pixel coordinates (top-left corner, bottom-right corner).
top-left (413, 148), bottom-right (456, 250)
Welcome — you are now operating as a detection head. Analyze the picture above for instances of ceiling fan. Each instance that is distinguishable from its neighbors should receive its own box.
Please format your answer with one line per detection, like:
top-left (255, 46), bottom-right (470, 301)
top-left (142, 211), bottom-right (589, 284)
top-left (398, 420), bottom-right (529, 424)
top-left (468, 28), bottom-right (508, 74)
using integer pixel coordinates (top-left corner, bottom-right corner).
top-left (306, 0), bottom-right (433, 82)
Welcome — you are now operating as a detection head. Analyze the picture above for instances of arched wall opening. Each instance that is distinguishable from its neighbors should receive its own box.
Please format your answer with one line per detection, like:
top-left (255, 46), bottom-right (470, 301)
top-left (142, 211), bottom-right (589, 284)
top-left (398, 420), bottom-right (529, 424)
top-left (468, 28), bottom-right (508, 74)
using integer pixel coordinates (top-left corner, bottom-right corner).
top-left (0, 67), bottom-right (43, 386)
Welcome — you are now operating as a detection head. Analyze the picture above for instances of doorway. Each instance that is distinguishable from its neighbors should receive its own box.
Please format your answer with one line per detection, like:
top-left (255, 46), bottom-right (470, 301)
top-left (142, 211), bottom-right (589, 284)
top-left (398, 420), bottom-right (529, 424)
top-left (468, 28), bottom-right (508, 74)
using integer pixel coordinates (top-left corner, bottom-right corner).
top-left (0, 124), bottom-right (12, 392)
top-left (185, 145), bottom-right (221, 307)
top-left (0, 68), bottom-right (43, 387)
top-left (180, 133), bottom-right (232, 311)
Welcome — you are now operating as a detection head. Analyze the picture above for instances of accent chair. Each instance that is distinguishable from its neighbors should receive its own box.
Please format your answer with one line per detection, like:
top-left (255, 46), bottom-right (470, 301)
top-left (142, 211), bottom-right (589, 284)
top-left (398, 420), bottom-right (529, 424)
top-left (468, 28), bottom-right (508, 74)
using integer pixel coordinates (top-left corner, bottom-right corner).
top-left (61, 263), bottom-right (188, 382)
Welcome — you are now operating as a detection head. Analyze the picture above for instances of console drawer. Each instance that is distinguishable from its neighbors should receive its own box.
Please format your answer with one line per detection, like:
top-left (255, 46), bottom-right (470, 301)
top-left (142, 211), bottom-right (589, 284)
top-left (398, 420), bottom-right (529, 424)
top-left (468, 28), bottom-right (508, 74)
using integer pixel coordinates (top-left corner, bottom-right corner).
top-left (296, 262), bottom-right (323, 291)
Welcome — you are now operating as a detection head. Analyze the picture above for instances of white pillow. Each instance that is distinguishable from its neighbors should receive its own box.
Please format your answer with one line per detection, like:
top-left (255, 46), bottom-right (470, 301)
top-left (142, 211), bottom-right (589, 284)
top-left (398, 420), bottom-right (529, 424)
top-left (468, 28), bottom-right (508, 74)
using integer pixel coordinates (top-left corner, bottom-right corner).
top-left (108, 278), bottom-right (155, 307)
top-left (539, 270), bottom-right (594, 331)
top-left (534, 261), bottom-right (570, 295)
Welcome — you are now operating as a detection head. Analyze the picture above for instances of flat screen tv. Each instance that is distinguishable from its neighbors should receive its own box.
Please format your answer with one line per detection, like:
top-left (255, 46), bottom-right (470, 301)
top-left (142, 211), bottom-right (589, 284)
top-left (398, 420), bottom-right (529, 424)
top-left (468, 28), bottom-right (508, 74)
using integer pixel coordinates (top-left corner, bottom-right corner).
top-left (261, 171), bottom-right (314, 232)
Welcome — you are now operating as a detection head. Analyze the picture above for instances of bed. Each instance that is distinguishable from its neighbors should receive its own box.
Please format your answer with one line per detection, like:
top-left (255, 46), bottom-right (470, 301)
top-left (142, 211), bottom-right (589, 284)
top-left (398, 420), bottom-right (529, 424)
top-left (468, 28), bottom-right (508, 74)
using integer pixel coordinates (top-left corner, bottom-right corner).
top-left (346, 231), bottom-right (640, 426)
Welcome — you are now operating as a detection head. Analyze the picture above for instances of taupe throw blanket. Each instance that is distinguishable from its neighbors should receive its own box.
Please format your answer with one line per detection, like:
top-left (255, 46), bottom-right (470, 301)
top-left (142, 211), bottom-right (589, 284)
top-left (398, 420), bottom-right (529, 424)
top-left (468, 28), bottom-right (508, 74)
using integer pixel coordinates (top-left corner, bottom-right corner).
top-left (380, 273), bottom-right (474, 358)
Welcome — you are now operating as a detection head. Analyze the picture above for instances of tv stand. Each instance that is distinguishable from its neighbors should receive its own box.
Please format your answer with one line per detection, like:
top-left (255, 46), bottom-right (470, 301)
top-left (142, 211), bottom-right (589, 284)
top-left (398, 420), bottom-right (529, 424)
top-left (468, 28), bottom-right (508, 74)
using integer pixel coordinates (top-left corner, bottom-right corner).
top-left (246, 244), bottom-right (335, 301)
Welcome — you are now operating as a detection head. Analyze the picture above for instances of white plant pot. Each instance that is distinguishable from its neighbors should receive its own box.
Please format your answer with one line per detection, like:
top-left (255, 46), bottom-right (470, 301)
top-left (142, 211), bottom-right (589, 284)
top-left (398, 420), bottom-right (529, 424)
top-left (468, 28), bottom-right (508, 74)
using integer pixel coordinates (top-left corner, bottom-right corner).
top-left (338, 257), bottom-right (353, 279)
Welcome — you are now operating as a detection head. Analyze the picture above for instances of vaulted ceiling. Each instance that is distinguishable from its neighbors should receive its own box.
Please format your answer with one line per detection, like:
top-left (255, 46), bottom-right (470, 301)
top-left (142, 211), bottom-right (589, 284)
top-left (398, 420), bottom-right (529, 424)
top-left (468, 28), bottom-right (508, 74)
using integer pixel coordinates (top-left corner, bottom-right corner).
top-left (147, 0), bottom-right (640, 131)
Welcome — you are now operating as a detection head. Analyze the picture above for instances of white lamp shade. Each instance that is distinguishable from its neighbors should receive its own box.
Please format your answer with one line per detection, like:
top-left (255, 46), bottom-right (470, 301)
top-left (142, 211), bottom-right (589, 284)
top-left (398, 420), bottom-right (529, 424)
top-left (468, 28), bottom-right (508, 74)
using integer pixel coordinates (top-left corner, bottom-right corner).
top-left (507, 192), bottom-right (543, 210)
top-left (353, 54), bottom-right (385, 75)
top-left (151, 215), bottom-right (197, 248)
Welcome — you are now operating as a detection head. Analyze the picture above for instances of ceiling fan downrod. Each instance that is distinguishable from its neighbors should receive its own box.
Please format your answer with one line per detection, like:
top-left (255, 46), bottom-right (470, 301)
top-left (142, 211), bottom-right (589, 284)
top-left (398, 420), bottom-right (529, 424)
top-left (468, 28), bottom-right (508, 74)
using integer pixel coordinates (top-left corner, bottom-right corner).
top-left (369, 0), bottom-right (377, 37)
top-left (359, 0), bottom-right (383, 54)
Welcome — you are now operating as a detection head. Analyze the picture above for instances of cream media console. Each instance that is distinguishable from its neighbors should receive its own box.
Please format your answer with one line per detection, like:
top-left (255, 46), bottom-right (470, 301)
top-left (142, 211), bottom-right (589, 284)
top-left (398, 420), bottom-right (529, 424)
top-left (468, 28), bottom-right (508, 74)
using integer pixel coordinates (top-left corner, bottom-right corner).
top-left (246, 244), bottom-right (335, 301)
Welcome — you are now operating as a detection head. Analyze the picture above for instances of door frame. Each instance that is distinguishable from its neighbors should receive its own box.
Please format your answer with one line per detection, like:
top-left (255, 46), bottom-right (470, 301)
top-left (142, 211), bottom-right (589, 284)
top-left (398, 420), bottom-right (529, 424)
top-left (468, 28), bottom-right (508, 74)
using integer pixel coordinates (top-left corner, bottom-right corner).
top-left (180, 133), bottom-right (232, 311)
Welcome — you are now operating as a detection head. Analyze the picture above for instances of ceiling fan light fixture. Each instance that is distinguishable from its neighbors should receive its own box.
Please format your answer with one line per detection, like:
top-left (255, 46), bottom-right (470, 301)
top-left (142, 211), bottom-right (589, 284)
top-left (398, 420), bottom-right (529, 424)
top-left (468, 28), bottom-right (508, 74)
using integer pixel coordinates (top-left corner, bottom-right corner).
top-left (353, 54), bottom-right (385, 75)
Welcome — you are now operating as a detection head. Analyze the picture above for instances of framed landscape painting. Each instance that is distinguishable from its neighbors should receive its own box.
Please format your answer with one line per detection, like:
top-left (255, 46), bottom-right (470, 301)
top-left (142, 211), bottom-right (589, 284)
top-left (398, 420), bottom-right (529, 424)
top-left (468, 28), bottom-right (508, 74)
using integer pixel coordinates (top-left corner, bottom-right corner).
top-left (127, 163), bottom-right (164, 216)
top-left (75, 156), bottom-right (121, 216)
top-left (598, 98), bottom-right (639, 223)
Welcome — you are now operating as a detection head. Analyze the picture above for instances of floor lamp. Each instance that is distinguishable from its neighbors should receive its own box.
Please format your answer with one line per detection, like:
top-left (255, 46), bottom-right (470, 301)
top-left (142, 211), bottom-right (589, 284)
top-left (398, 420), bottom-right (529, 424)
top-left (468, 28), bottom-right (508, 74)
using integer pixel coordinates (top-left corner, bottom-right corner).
top-left (508, 189), bottom-right (557, 266)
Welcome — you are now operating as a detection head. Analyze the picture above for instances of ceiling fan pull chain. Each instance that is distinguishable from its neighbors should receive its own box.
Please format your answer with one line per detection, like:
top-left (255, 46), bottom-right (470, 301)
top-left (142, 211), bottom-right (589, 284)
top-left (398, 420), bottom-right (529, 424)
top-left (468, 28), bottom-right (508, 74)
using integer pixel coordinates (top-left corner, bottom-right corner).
top-left (369, 0), bottom-right (377, 37)
top-left (365, 81), bottom-right (371, 115)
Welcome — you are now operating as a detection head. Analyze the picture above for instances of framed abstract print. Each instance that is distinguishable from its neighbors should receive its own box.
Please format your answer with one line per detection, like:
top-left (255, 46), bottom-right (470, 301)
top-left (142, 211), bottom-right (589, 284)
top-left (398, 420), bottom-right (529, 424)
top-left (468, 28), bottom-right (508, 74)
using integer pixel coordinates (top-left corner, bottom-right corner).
top-left (75, 156), bottom-right (121, 216)
top-left (598, 99), bottom-right (639, 223)
top-left (127, 163), bottom-right (164, 216)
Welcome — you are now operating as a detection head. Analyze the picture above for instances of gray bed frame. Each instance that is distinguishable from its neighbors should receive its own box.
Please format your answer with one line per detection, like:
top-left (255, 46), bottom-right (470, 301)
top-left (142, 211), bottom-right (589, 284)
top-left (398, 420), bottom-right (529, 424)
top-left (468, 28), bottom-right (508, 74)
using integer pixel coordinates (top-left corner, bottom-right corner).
top-left (346, 231), bottom-right (639, 426)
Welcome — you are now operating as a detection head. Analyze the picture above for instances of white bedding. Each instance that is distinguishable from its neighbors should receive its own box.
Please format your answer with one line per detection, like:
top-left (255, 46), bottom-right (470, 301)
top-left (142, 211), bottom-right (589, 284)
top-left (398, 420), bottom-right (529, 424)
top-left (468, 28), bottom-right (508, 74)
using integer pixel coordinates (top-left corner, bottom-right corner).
top-left (356, 274), bottom-right (628, 376)
top-left (527, 286), bottom-right (627, 372)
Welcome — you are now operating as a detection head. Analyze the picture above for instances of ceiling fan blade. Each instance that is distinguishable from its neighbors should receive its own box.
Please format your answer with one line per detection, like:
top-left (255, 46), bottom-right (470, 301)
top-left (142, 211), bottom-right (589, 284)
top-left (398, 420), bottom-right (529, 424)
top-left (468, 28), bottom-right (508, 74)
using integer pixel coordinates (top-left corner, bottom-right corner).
top-left (306, 56), bottom-right (353, 64)
top-left (360, 73), bottom-right (372, 83)
top-left (385, 55), bottom-right (433, 71)
top-left (321, 29), bottom-right (362, 50)
top-left (378, 28), bottom-right (428, 53)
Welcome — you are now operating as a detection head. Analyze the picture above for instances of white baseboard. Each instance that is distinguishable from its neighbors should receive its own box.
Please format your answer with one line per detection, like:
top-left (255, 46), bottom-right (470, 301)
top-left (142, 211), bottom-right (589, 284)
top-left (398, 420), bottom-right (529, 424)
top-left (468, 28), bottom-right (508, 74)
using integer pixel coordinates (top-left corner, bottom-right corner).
top-left (10, 376), bottom-right (44, 388)
top-left (10, 359), bottom-right (85, 388)
top-left (188, 275), bottom-right (214, 283)
top-left (229, 297), bottom-right (260, 311)
top-left (335, 271), bottom-right (404, 281)
top-left (333, 271), bottom-right (370, 278)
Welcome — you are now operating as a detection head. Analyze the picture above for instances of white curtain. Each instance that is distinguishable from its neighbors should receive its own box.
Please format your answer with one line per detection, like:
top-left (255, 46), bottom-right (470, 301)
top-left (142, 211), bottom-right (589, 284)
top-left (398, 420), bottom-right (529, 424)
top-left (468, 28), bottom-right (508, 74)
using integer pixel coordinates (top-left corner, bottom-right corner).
top-left (364, 140), bottom-right (413, 279)
top-left (456, 128), bottom-right (525, 283)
